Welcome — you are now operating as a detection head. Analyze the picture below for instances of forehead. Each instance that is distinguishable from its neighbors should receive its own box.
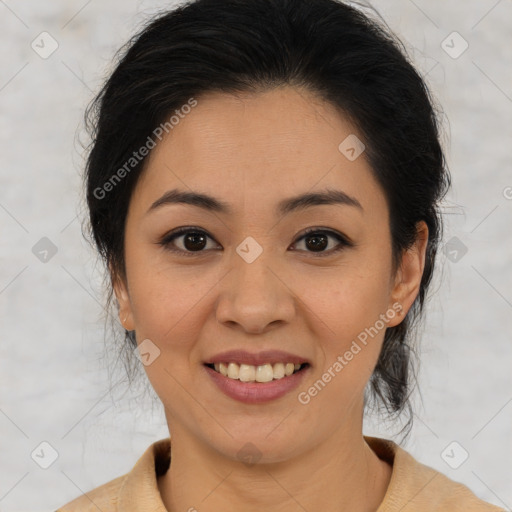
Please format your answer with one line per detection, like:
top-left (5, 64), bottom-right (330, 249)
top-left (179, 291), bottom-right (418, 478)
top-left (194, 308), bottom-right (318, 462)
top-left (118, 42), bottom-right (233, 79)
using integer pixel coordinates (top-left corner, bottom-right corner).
top-left (132, 86), bottom-right (386, 218)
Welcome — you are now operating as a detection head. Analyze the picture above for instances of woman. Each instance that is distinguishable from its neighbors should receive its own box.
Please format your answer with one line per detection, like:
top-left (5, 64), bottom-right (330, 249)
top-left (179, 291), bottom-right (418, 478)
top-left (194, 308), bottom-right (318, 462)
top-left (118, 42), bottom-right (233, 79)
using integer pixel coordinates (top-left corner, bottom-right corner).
top-left (56, 0), bottom-right (504, 510)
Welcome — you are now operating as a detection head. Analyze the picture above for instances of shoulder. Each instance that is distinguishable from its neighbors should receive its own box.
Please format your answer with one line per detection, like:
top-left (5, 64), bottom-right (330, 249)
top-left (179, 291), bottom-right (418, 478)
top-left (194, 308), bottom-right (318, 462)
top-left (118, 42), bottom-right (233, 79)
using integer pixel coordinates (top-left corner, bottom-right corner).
top-left (55, 473), bottom-right (127, 512)
top-left (55, 437), bottom-right (171, 512)
top-left (365, 436), bottom-right (505, 512)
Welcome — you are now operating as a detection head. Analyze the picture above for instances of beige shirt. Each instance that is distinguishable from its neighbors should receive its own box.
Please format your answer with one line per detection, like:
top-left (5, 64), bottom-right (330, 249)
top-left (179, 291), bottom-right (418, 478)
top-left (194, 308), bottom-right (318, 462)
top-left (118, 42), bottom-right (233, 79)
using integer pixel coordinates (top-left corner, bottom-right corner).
top-left (55, 436), bottom-right (504, 511)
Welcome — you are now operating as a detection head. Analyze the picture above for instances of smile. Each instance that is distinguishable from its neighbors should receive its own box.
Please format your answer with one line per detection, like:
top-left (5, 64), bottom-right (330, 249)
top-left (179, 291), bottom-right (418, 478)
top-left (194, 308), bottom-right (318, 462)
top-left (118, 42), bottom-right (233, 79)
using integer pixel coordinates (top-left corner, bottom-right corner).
top-left (203, 361), bottom-right (310, 404)
top-left (205, 362), bottom-right (308, 383)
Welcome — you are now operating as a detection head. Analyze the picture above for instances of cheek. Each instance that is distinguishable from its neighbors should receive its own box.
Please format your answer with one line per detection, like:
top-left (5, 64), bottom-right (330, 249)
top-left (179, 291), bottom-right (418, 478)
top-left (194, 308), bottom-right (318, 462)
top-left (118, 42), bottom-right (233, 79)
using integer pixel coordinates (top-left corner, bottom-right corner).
top-left (125, 250), bottom-right (221, 354)
top-left (293, 280), bottom-right (391, 427)
top-left (130, 276), bottom-right (199, 336)
top-left (298, 253), bottom-right (393, 387)
top-left (124, 263), bottom-right (216, 408)
top-left (307, 258), bottom-right (392, 335)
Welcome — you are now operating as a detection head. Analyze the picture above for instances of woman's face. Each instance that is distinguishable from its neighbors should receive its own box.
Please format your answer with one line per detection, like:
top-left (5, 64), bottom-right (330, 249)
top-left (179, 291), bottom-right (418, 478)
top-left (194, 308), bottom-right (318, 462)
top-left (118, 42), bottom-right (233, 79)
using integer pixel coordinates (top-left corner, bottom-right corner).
top-left (115, 86), bottom-right (426, 462)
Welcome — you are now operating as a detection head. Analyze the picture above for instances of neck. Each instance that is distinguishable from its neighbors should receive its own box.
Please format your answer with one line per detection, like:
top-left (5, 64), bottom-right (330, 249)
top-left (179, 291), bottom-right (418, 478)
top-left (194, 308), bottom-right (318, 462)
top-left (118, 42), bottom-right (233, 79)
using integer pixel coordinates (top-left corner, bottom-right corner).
top-left (158, 419), bottom-right (392, 512)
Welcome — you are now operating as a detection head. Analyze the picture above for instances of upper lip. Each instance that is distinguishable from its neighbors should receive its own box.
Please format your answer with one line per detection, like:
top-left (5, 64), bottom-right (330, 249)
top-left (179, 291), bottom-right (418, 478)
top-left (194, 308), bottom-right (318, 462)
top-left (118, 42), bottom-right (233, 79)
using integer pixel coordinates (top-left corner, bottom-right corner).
top-left (205, 350), bottom-right (310, 367)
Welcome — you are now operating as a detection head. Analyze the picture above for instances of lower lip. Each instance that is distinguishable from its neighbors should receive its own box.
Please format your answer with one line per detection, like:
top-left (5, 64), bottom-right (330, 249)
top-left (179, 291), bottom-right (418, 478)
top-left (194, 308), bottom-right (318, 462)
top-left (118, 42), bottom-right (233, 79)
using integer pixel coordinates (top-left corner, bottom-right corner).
top-left (204, 365), bottom-right (309, 404)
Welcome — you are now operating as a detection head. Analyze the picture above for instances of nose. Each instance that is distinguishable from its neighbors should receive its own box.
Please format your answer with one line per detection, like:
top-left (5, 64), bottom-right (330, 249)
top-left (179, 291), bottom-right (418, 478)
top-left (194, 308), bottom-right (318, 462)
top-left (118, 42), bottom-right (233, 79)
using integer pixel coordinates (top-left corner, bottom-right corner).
top-left (215, 252), bottom-right (296, 334)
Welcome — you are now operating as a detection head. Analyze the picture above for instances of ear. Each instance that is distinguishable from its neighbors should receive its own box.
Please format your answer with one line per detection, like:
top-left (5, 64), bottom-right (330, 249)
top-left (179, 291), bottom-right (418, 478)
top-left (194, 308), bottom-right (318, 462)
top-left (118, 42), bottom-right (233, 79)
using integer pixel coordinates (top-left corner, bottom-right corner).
top-left (387, 221), bottom-right (429, 327)
top-left (110, 263), bottom-right (135, 332)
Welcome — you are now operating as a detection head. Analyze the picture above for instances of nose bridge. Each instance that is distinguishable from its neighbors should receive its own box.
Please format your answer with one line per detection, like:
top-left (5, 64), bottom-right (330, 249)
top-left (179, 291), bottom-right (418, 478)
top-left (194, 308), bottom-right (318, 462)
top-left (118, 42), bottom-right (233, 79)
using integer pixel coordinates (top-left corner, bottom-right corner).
top-left (215, 241), bottom-right (295, 332)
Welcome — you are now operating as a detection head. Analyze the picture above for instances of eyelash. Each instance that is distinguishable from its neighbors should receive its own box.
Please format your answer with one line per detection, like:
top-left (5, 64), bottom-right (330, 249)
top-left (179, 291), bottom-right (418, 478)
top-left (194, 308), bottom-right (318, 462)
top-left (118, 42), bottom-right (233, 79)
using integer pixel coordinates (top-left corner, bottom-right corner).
top-left (158, 226), bottom-right (353, 257)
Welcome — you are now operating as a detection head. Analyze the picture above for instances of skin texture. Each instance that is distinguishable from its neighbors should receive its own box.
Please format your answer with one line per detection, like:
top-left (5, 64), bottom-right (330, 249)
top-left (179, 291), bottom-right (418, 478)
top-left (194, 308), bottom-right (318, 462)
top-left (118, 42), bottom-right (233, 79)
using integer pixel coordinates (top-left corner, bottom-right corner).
top-left (113, 86), bottom-right (428, 512)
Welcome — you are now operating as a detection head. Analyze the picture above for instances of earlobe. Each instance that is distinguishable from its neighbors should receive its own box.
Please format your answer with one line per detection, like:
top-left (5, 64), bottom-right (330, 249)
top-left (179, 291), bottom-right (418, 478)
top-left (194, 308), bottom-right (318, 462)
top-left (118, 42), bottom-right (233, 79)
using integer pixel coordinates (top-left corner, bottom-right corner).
top-left (388, 221), bottom-right (429, 326)
top-left (110, 265), bottom-right (135, 331)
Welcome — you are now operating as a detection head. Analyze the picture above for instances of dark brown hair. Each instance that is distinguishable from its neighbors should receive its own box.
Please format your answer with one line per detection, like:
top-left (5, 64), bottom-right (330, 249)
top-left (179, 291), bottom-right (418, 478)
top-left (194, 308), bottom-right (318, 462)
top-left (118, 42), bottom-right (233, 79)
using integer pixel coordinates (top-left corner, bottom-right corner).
top-left (82, 0), bottom-right (450, 438)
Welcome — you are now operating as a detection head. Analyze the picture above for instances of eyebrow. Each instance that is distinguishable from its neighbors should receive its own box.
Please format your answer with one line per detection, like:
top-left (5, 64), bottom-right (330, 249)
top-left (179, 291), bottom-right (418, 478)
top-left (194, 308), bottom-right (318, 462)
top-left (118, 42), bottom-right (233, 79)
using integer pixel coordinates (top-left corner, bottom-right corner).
top-left (147, 187), bottom-right (363, 216)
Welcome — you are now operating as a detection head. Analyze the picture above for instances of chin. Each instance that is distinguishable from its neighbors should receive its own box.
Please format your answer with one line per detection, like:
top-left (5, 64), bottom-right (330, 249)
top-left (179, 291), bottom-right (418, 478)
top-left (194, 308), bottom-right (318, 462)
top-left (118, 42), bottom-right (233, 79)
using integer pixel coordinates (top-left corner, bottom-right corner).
top-left (205, 426), bottom-right (309, 465)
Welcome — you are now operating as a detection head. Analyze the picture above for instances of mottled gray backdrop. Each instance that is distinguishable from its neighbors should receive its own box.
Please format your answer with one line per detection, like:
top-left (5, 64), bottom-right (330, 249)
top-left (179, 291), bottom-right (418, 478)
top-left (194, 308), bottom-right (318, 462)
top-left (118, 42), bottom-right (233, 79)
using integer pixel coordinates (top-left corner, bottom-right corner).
top-left (1, 1), bottom-right (511, 510)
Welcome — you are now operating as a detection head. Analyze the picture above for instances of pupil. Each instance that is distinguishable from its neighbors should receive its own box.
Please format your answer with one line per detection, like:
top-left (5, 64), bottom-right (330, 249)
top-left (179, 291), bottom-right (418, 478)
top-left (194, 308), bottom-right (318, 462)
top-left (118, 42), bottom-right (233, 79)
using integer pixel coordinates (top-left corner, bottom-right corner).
top-left (184, 232), bottom-right (206, 251)
top-left (306, 233), bottom-right (327, 251)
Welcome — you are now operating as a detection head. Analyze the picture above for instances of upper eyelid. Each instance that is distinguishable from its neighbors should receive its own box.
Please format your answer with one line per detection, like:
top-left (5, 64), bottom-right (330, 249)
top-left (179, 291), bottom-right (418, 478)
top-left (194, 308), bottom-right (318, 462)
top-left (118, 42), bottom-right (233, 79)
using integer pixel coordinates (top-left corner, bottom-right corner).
top-left (161, 227), bottom-right (218, 245)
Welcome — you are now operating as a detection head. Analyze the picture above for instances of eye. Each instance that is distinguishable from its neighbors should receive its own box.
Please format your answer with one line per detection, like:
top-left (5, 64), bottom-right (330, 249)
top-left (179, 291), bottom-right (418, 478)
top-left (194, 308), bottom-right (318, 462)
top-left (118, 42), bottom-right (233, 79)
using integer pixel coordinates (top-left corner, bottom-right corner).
top-left (291, 227), bottom-right (353, 256)
top-left (158, 226), bottom-right (353, 257)
top-left (159, 227), bottom-right (220, 256)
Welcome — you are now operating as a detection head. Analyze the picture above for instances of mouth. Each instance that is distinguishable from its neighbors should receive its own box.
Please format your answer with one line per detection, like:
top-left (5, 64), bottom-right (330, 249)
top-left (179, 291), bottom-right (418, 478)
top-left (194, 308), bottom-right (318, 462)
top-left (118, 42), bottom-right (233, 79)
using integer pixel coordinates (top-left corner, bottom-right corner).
top-left (203, 349), bottom-right (311, 403)
top-left (203, 360), bottom-right (310, 404)
top-left (204, 362), bottom-right (310, 383)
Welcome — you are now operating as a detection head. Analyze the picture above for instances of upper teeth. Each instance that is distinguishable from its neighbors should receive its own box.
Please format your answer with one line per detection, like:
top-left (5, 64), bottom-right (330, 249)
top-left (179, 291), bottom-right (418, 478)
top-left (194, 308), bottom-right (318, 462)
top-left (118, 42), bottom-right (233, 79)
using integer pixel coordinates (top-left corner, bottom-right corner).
top-left (213, 362), bottom-right (302, 382)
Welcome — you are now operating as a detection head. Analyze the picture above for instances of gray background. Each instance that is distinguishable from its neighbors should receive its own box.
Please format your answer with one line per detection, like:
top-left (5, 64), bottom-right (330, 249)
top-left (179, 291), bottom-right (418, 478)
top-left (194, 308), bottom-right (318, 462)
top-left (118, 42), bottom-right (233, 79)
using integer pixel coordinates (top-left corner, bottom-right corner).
top-left (0, 0), bottom-right (511, 510)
